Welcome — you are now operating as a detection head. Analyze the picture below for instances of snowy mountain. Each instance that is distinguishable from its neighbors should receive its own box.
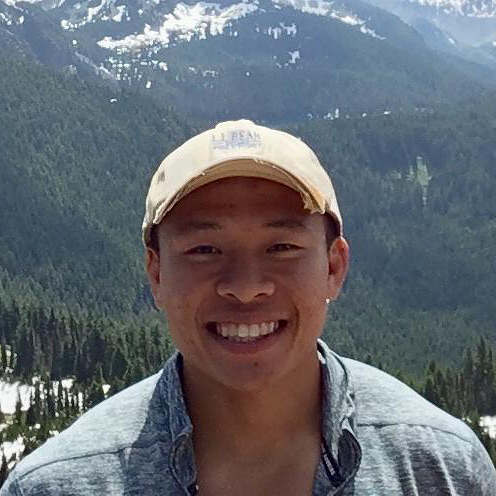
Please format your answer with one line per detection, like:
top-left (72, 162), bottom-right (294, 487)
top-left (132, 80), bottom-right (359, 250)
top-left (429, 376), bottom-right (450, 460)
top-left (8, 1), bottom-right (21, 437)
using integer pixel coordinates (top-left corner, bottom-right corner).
top-left (0, 0), bottom-right (492, 120)
top-left (361, 0), bottom-right (496, 65)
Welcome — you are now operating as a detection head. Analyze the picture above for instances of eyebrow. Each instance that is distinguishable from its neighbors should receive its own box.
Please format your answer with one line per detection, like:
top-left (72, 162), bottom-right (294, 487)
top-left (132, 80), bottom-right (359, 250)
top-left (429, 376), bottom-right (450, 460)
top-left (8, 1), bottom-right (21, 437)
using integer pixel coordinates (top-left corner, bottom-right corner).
top-left (173, 217), bottom-right (308, 236)
top-left (263, 218), bottom-right (308, 230)
top-left (174, 221), bottom-right (222, 234)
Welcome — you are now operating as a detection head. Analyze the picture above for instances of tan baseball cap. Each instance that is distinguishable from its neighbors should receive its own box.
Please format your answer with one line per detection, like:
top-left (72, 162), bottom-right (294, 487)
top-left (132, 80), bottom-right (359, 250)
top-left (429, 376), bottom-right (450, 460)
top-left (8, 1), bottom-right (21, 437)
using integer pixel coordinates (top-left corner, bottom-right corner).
top-left (142, 119), bottom-right (342, 246)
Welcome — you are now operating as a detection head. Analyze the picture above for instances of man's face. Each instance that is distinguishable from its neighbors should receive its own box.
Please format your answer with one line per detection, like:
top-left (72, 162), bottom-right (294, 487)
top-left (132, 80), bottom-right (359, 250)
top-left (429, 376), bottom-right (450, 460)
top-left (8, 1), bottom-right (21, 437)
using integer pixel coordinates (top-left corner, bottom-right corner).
top-left (146, 177), bottom-right (348, 392)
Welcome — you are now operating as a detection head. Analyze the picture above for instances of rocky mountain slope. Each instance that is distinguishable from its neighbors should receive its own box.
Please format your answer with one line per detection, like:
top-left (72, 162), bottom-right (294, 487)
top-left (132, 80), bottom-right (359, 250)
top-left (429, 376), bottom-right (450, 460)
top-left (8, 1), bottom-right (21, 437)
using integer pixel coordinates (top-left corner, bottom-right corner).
top-left (361, 0), bottom-right (496, 67)
top-left (0, 0), bottom-right (492, 121)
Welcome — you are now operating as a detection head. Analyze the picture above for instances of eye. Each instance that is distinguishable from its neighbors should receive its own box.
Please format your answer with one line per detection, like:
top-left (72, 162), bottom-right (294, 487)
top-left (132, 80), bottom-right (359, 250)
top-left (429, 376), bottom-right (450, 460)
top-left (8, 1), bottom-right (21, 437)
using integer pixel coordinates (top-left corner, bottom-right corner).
top-left (185, 245), bottom-right (221, 255)
top-left (268, 243), bottom-right (301, 253)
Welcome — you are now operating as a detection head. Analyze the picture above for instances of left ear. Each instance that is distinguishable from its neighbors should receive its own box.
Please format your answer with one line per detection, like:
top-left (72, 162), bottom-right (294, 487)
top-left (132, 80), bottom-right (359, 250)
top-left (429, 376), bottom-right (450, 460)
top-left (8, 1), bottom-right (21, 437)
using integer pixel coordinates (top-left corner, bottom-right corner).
top-left (327, 237), bottom-right (349, 301)
top-left (145, 246), bottom-right (164, 310)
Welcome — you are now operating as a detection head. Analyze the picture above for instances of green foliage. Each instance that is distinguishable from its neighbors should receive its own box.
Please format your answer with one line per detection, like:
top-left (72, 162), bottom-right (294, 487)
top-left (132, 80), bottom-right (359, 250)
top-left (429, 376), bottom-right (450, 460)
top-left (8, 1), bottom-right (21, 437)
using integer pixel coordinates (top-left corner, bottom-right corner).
top-left (0, 56), bottom-right (193, 315)
top-left (417, 338), bottom-right (496, 465)
top-left (0, 296), bottom-right (175, 484)
top-left (0, 296), bottom-right (174, 385)
top-left (297, 98), bottom-right (496, 373)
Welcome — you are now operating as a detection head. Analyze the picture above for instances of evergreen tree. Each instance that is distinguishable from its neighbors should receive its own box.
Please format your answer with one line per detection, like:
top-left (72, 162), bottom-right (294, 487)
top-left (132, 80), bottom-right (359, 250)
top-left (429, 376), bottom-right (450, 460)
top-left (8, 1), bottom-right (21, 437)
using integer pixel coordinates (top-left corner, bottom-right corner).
top-left (0, 453), bottom-right (8, 487)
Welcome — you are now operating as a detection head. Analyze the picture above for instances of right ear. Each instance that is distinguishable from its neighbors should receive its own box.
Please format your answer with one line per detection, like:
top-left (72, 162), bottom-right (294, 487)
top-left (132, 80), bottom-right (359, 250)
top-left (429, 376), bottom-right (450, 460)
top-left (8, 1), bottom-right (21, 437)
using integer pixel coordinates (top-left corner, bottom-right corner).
top-left (145, 247), bottom-right (162, 309)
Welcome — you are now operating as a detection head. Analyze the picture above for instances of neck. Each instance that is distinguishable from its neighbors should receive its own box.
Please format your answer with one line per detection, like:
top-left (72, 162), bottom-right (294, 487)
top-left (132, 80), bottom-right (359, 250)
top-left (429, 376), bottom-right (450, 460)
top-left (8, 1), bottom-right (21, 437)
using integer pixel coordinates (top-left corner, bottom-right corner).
top-left (183, 351), bottom-right (322, 459)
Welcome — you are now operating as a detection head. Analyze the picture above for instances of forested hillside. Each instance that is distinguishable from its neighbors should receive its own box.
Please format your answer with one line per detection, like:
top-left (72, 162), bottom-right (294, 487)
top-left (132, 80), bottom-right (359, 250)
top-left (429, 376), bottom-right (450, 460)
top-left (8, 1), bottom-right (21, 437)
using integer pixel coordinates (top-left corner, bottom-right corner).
top-left (0, 56), bottom-right (495, 481)
top-left (0, 57), bottom-right (192, 315)
top-left (295, 99), bottom-right (496, 372)
top-left (1, 55), bottom-right (495, 371)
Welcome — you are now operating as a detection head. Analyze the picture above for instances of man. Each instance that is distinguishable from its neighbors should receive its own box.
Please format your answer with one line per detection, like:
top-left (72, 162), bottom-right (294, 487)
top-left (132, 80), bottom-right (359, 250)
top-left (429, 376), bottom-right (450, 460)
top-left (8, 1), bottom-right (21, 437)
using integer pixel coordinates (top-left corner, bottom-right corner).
top-left (2, 120), bottom-right (495, 495)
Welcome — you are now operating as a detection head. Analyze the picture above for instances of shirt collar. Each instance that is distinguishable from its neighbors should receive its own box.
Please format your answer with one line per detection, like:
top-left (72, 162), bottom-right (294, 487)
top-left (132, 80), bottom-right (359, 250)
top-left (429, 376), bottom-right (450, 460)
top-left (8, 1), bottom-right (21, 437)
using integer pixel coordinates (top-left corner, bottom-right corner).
top-left (159, 352), bottom-right (196, 491)
top-left (160, 340), bottom-right (362, 494)
top-left (315, 339), bottom-right (362, 494)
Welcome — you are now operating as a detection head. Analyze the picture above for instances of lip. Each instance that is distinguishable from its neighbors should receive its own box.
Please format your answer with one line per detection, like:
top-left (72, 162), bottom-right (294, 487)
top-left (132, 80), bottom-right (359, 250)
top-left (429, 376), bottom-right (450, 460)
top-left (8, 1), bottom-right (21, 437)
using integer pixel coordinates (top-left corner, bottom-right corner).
top-left (205, 320), bottom-right (288, 355)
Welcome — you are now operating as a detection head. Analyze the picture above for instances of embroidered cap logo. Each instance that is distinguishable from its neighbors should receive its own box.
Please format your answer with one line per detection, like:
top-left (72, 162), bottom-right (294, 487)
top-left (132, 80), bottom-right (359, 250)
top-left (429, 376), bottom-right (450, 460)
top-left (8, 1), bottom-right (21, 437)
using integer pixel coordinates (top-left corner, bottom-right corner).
top-left (211, 129), bottom-right (262, 151)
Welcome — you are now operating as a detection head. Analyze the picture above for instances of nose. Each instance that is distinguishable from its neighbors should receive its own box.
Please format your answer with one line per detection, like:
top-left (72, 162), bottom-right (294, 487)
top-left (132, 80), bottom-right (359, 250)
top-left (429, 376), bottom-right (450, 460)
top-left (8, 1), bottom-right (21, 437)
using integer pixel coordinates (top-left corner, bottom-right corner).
top-left (216, 259), bottom-right (275, 303)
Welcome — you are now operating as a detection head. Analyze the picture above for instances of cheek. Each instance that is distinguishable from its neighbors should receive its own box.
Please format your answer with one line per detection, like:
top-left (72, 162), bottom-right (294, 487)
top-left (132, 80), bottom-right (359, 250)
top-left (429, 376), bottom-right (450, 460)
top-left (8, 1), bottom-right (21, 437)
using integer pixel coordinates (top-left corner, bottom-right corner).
top-left (289, 252), bottom-right (329, 293)
top-left (159, 260), bottom-right (210, 329)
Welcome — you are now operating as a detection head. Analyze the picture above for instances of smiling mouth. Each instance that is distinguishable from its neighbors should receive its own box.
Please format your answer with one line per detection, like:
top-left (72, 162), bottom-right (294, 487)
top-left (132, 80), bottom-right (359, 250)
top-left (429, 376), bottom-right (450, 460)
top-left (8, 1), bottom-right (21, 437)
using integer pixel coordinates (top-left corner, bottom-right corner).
top-left (206, 320), bottom-right (288, 343)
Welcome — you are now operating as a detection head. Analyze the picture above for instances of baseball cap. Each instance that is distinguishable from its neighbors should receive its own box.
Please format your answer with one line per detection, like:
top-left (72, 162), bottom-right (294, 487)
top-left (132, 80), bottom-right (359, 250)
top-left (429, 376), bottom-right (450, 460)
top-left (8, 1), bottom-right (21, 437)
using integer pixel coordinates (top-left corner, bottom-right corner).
top-left (142, 119), bottom-right (342, 246)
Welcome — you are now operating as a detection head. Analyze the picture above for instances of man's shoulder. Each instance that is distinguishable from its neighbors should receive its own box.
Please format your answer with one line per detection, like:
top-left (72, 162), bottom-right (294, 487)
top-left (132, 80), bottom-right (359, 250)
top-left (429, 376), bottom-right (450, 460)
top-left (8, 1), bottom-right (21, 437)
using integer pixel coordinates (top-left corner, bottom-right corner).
top-left (9, 371), bottom-right (165, 482)
top-left (341, 356), bottom-right (475, 443)
top-left (339, 357), bottom-right (496, 494)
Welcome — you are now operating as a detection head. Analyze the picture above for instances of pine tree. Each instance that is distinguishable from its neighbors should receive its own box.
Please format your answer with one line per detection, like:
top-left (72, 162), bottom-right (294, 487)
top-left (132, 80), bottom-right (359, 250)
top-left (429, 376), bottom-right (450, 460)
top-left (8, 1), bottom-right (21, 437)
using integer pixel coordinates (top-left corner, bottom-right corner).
top-left (0, 453), bottom-right (8, 486)
top-left (14, 392), bottom-right (23, 428)
top-left (25, 392), bottom-right (37, 427)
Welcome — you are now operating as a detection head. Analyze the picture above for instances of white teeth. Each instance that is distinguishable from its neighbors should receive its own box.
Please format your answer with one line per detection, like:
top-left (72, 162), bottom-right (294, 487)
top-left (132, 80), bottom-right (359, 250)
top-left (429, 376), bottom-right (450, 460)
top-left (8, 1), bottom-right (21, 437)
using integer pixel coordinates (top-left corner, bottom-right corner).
top-left (215, 321), bottom-right (281, 340)
top-left (249, 324), bottom-right (260, 337)
top-left (238, 324), bottom-right (249, 337)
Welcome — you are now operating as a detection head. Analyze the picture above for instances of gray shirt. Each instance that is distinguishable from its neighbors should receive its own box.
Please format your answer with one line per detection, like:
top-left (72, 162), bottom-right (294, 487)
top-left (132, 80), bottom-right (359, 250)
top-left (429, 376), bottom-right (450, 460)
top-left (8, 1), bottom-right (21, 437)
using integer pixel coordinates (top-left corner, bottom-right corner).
top-left (2, 340), bottom-right (495, 495)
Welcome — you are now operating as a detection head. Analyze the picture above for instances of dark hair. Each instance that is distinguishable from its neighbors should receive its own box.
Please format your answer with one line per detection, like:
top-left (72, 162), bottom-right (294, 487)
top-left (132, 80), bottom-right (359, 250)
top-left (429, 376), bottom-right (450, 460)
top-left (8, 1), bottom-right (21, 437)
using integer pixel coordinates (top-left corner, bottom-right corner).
top-left (324, 214), bottom-right (340, 248)
top-left (149, 224), bottom-right (160, 253)
top-left (148, 214), bottom-right (339, 253)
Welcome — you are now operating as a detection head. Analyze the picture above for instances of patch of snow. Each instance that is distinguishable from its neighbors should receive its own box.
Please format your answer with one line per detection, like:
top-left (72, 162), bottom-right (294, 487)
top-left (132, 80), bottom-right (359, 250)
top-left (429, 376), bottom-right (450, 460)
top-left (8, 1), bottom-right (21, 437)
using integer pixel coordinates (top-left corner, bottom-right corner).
top-left (245, 70), bottom-right (250, 76)
top-left (383, 110), bottom-right (391, 115)
top-left (53, 378), bottom-right (75, 390)
top-left (268, 25), bottom-right (282, 39)
top-left (411, 0), bottom-right (496, 18)
top-left (281, 22), bottom-right (297, 35)
top-left (0, 381), bottom-right (32, 415)
top-left (2, 437), bottom-right (24, 465)
top-left (158, 61), bottom-right (168, 71)
top-left (97, 1), bottom-right (258, 52)
top-left (17, 15), bottom-right (24, 24)
top-left (267, 22), bottom-right (297, 39)
top-left (72, 39), bottom-right (78, 46)
top-left (61, 0), bottom-right (129, 30)
top-left (202, 69), bottom-right (218, 77)
top-left (0, 12), bottom-right (12, 25)
top-left (145, 80), bottom-right (152, 88)
top-left (110, 98), bottom-right (118, 102)
top-left (2, 0), bottom-right (44, 7)
top-left (288, 49), bottom-right (300, 64)
top-left (111, 4), bottom-right (126, 22)
top-left (75, 51), bottom-right (117, 80)
top-left (272, 0), bottom-right (385, 39)
top-left (448, 36), bottom-right (456, 45)
top-left (480, 415), bottom-right (496, 439)
top-left (87, 0), bottom-right (107, 24)
top-left (273, 0), bottom-right (329, 16)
